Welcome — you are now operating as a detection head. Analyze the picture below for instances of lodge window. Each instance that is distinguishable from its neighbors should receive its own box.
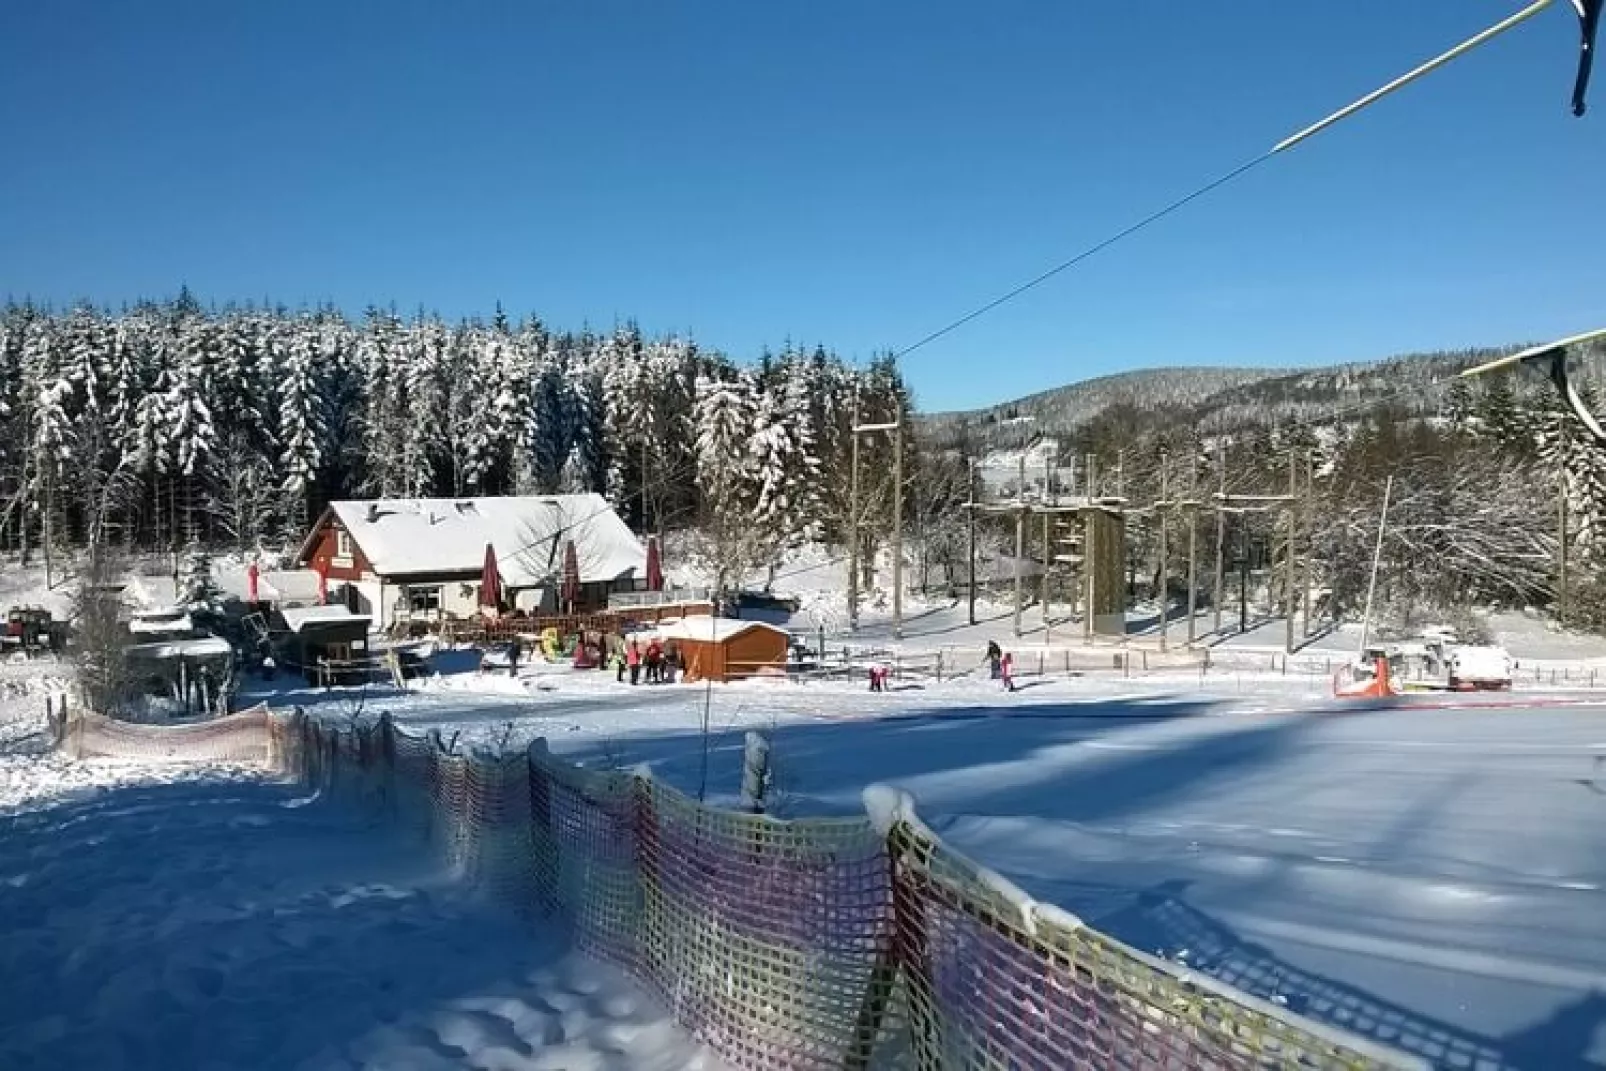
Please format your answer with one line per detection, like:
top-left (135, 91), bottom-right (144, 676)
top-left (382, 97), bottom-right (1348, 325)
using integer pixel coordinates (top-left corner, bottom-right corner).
top-left (334, 530), bottom-right (353, 561)
top-left (406, 586), bottom-right (441, 614)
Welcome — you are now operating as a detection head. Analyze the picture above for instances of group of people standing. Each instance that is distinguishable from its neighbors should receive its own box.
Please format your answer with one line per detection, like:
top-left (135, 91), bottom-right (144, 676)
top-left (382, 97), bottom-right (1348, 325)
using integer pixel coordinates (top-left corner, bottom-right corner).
top-left (615, 635), bottom-right (678, 685)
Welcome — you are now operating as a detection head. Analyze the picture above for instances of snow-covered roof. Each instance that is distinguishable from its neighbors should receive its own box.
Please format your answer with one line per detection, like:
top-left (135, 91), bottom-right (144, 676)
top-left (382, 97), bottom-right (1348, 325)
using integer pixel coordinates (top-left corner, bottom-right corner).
top-left (281, 605), bottom-right (372, 634)
top-left (210, 565), bottom-right (322, 605)
top-left (258, 569), bottom-right (324, 604)
top-left (655, 616), bottom-right (789, 644)
top-left (125, 636), bottom-right (232, 660)
top-left (129, 610), bottom-right (194, 634)
top-left (312, 495), bottom-right (645, 588)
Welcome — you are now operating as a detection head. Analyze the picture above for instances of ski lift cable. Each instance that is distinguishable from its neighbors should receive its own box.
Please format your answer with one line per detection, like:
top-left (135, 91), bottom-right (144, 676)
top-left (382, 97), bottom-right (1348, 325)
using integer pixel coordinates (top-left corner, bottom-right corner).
top-left (892, 0), bottom-right (1572, 366)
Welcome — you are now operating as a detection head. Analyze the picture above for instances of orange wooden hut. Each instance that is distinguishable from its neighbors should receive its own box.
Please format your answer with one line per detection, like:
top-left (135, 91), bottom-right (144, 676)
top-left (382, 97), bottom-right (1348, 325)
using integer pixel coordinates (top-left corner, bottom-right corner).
top-left (658, 616), bottom-right (789, 683)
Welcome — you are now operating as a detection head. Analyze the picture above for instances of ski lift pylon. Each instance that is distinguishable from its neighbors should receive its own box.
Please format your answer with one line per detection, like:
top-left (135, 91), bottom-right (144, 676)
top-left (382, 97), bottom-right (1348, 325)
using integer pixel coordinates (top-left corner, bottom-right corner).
top-left (1460, 326), bottom-right (1606, 444)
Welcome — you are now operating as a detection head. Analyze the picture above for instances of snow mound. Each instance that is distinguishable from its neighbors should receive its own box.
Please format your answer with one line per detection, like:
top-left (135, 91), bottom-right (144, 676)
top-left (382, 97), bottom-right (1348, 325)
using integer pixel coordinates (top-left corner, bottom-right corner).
top-left (0, 770), bottom-right (723, 1069)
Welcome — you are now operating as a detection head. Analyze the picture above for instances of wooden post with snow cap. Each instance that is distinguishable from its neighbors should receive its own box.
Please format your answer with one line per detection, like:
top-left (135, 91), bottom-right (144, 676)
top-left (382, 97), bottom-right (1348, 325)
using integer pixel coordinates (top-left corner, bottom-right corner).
top-left (740, 731), bottom-right (772, 814)
top-left (893, 420), bottom-right (904, 641)
top-left (1559, 411), bottom-right (1570, 629)
top-left (1186, 452), bottom-right (1198, 647)
top-left (851, 785), bottom-right (917, 1069)
top-left (1213, 443), bottom-right (1226, 637)
top-left (848, 390), bottom-right (861, 633)
top-left (1083, 453), bottom-right (1096, 645)
top-left (1014, 452), bottom-right (1026, 638)
top-left (1286, 450), bottom-right (1298, 655)
top-left (1041, 442), bottom-right (1054, 642)
top-left (1158, 457), bottom-right (1168, 654)
top-left (1303, 449), bottom-right (1314, 637)
top-left (966, 459), bottom-right (977, 627)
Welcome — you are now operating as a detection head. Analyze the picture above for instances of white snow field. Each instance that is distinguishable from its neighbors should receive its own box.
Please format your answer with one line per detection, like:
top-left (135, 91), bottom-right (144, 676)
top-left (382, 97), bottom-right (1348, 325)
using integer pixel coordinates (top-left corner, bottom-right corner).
top-left (244, 652), bottom-right (1606, 1070)
top-left (0, 753), bottom-right (722, 1070)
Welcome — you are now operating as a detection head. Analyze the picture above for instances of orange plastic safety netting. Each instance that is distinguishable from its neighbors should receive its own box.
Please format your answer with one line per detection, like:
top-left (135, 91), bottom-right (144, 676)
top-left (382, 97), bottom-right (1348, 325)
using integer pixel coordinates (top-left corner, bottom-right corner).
top-left (68, 704), bottom-right (273, 764)
top-left (257, 712), bottom-right (1419, 1071)
top-left (526, 741), bottom-right (903, 1069)
top-left (878, 788), bottom-right (1420, 1070)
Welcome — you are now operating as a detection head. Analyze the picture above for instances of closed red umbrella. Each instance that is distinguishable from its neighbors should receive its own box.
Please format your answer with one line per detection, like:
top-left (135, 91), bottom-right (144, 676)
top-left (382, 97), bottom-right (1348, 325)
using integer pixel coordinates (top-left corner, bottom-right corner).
top-left (315, 565), bottom-right (328, 605)
top-left (645, 536), bottom-right (663, 592)
top-left (561, 540), bottom-right (580, 612)
top-left (247, 561), bottom-right (260, 604)
top-left (479, 543), bottom-right (502, 614)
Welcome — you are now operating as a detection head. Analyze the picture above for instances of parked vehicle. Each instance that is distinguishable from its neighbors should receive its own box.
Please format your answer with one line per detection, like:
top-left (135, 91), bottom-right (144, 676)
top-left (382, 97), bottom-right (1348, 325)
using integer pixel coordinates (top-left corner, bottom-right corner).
top-left (1447, 645), bottom-right (1513, 691)
top-left (2, 607), bottom-right (63, 658)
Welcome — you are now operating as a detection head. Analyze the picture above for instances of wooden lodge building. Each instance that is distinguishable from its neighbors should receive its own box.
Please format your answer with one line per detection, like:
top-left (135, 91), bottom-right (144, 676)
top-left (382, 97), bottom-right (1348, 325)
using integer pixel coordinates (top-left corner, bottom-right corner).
top-left (297, 495), bottom-right (648, 632)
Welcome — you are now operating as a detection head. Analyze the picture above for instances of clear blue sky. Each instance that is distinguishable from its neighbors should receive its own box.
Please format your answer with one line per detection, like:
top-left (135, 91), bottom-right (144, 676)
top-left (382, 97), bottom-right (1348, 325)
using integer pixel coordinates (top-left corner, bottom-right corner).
top-left (2, 1), bottom-right (1603, 411)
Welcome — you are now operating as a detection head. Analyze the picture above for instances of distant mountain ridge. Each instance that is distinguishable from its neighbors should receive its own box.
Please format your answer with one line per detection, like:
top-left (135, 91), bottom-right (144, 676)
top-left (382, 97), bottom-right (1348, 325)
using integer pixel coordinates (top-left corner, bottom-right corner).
top-left (920, 366), bottom-right (1283, 435)
top-left (919, 346), bottom-right (1521, 449)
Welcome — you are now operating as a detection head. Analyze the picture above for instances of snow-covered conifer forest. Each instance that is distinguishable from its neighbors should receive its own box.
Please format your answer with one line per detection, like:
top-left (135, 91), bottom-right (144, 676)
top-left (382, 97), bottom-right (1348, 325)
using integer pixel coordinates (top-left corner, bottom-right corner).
top-left (0, 295), bottom-right (910, 584)
top-left (9, 290), bottom-right (1606, 635)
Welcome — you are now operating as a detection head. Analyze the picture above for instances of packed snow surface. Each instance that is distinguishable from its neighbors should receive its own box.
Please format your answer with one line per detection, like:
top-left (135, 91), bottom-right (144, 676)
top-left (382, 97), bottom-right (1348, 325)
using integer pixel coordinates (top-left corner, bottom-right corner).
top-left (249, 651), bottom-right (1606, 1070)
top-left (0, 767), bottom-right (722, 1070)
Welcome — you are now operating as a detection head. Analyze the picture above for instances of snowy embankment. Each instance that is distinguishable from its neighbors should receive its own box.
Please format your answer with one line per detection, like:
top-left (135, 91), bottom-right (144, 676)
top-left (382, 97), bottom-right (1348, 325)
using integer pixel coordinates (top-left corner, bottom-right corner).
top-left (1, 696), bottom-right (723, 1069)
top-left (276, 655), bottom-right (1606, 1070)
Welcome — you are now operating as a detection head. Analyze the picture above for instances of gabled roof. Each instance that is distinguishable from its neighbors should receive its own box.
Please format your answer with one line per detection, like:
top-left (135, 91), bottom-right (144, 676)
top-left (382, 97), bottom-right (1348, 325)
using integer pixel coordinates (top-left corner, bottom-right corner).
top-left (302, 495), bottom-right (646, 588)
top-left (654, 616), bottom-right (790, 644)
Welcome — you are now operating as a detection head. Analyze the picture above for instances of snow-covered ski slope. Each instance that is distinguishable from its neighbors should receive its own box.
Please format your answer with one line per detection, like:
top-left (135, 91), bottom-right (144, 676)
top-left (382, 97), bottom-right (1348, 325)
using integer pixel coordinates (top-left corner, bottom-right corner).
top-left (249, 658), bottom-right (1606, 1070)
top-left (0, 762), bottom-right (723, 1071)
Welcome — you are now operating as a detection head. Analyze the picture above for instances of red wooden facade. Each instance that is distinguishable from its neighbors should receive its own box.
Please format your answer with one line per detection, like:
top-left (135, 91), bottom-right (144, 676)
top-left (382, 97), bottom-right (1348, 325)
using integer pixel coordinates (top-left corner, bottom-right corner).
top-left (679, 625), bottom-right (788, 684)
top-left (303, 513), bottom-right (374, 583)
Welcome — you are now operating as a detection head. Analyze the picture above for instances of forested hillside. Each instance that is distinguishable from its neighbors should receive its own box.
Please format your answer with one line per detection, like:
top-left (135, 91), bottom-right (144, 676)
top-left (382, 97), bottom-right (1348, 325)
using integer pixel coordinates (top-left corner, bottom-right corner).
top-left (922, 347), bottom-right (1517, 452)
top-left (920, 366), bottom-right (1285, 450)
top-left (930, 342), bottom-right (1606, 633)
top-left (0, 295), bottom-right (909, 595)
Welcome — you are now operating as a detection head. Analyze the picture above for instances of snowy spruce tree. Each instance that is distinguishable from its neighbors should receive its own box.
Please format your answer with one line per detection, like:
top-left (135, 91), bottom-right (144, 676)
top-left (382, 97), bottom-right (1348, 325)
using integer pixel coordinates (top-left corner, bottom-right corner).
top-left (748, 373), bottom-right (820, 582)
top-left (166, 340), bottom-right (217, 545)
top-left (569, 359), bottom-right (609, 495)
top-left (178, 546), bottom-right (225, 616)
top-left (528, 348), bottom-right (573, 493)
top-left (276, 327), bottom-right (328, 536)
top-left (692, 371), bottom-right (759, 597)
top-left (400, 321), bottom-right (447, 498)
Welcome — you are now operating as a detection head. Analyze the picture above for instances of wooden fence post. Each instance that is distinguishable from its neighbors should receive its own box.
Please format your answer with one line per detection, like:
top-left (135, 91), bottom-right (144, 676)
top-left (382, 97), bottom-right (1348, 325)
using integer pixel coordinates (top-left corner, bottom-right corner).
top-left (740, 731), bottom-right (772, 814)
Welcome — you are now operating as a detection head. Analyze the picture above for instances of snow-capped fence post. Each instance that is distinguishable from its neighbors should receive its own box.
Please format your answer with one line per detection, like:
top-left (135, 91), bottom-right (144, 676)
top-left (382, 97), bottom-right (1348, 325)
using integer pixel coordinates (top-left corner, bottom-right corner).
top-left (935, 651), bottom-right (943, 681)
top-left (740, 731), bottom-right (771, 814)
